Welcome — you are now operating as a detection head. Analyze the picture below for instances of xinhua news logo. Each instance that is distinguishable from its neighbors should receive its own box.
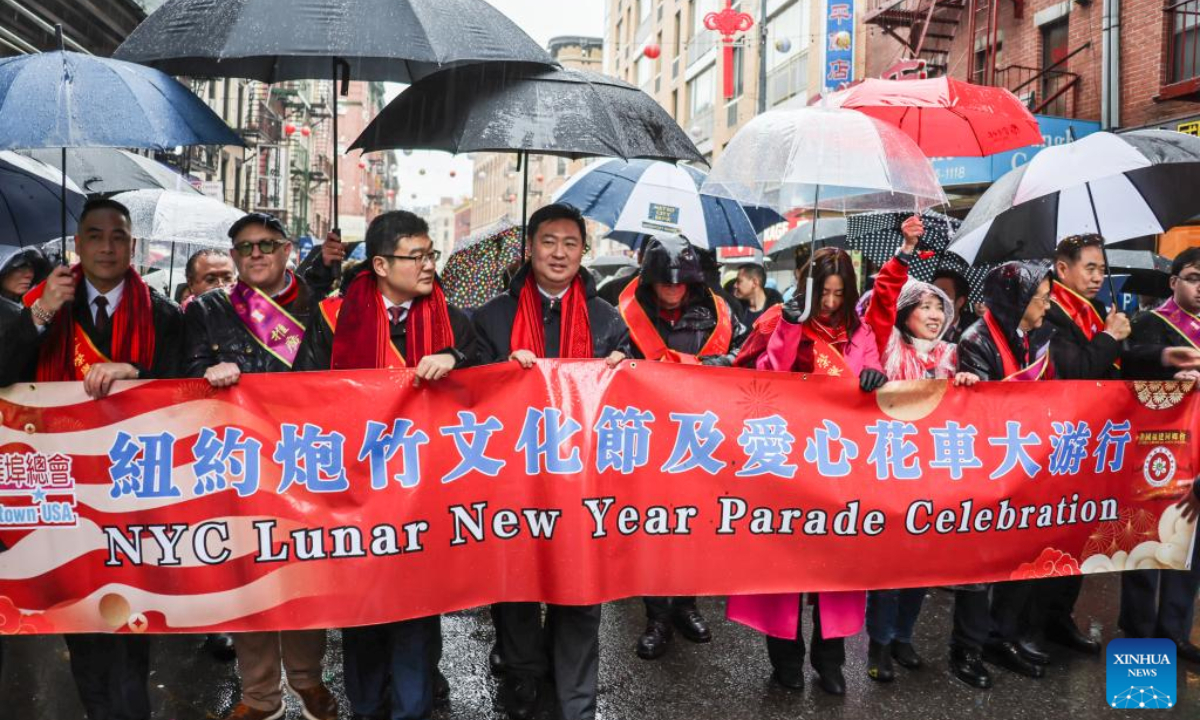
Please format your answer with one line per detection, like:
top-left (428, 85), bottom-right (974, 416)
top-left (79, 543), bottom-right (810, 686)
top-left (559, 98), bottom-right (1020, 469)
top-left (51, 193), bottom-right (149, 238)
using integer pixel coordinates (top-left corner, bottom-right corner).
top-left (1106, 639), bottom-right (1176, 709)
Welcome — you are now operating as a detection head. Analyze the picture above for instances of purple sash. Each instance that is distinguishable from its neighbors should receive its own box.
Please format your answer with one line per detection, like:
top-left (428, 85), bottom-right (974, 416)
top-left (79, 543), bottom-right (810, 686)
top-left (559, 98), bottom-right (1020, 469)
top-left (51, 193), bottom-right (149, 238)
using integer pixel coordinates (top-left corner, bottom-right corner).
top-left (1004, 340), bottom-right (1051, 382)
top-left (228, 279), bottom-right (305, 368)
top-left (1152, 297), bottom-right (1200, 351)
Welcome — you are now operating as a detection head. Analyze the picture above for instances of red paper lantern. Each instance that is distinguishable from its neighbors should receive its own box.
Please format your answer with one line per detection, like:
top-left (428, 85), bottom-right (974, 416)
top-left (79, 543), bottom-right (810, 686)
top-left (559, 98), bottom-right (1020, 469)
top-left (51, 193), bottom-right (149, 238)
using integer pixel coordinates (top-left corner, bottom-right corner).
top-left (358, 160), bottom-right (367, 169)
top-left (300, 127), bottom-right (311, 137)
top-left (535, 174), bottom-right (544, 183)
top-left (284, 123), bottom-right (297, 136)
top-left (643, 44), bottom-right (661, 60)
top-left (449, 170), bottom-right (457, 178)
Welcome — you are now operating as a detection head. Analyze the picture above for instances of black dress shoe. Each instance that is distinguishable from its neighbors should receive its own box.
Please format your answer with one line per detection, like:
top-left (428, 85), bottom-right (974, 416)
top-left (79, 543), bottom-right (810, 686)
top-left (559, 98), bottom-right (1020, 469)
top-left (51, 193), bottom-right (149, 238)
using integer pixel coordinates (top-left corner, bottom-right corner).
top-left (815, 666), bottom-right (846, 695)
top-left (500, 675), bottom-right (538, 720)
top-left (1045, 619), bottom-right (1101, 655)
top-left (984, 640), bottom-right (1045, 679)
top-left (949, 647), bottom-right (992, 689)
top-left (202, 633), bottom-right (236, 662)
top-left (891, 641), bottom-right (923, 670)
top-left (771, 667), bottom-right (804, 690)
top-left (636, 619), bottom-right (672, 660)
top-left (434, 669), bottom-right (450, 708)
top-left (672, 607), bottom-right (712, 643)
top-left (867, 640), bottom-right (894, 682)
top-left (1016, 637), bottom-right (1051, 665)
top-left (1175, 640), bottom-right (1200, 664)
top-left (489, 641), bottom-right (505, 676)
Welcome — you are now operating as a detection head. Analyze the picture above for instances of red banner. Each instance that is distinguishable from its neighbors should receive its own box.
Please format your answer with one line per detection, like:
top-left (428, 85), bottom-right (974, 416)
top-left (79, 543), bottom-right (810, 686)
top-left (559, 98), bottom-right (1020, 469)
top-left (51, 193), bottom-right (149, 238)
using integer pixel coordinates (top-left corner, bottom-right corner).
top-left (0, 363), bottom-right (1195, 635)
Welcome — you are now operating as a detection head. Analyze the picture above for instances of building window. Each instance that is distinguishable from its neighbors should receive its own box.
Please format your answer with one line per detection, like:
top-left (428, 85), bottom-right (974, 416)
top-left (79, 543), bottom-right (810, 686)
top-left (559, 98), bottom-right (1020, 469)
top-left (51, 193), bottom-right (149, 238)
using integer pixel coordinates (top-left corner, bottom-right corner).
top-left (730, 44), bottom-right (745, 99)
top-left (689, 0), bottom-right (718, 64)
top-left (1040, 19), bottom-right (1069, 116)
top-left (637, 53), bottom-right (653, 87)
top-left (1167, 0), bottom-right (1200, 87)
top-left (766, 0), bottom-right (809, 106)
top-left (689, 65), bottom-right (715, 136)
top-left (639, 0), bottom-right (653, 24)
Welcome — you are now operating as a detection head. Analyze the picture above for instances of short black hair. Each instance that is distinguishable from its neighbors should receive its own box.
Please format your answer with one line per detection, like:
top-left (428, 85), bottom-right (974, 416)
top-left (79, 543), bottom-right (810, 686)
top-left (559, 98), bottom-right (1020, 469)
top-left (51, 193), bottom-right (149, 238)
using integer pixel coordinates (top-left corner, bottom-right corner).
top-left (1055, 234), bottom-right (1105, 264)
top-left (79, 198), bottom-right (131, 226)
top-left (738, 263), bottom-right (766, 287)
top-left (527, 203), bottom-right (587, 244)
top-left (932, 268), bottom-right (970, 300)
top-left (227, 212), bottom-right (288, 241)
top-left (1171, 246), bottom-right (1200, 276)
top-left (185, 248), bottom-right (231, 283)
top-left (365, 210), bottom-right (430, 259)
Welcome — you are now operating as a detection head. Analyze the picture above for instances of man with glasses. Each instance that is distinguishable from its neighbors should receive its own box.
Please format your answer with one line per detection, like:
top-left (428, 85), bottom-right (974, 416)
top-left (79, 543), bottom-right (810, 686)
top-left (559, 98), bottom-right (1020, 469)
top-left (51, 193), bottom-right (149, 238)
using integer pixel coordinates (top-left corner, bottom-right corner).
top-left (1119, 246), bottom-right (1200, 665)
top-left (471, 203), bottom-right (628, 720)
top-left (182, 212), bottom-right (337, 720)
top-left (295, 211), bottom-right (476, 720)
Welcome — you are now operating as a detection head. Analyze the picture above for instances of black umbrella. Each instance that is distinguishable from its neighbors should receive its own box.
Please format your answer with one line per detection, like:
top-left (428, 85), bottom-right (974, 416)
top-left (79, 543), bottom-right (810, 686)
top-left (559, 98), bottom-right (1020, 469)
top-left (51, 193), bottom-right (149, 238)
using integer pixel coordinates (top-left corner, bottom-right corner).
top-left (349, 62), bottom-right (705, 227)
top-left (21, 148), bottom-right (200, 196)
top-left (115, 0), bottom-right (555, 233)
top-left (1106, 249), bottom-right (1173, 298)
top-left (0, 151), bottom-right (86, 250)
top-left (766, 218), bottom-right (848, 260)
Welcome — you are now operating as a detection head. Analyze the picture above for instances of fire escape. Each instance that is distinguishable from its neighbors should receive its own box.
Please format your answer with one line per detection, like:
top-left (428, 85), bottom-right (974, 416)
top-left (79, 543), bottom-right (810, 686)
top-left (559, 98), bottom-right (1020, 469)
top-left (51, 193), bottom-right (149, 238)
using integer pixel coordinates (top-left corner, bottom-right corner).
top-left (864, 0), bottom-right (1085, 117)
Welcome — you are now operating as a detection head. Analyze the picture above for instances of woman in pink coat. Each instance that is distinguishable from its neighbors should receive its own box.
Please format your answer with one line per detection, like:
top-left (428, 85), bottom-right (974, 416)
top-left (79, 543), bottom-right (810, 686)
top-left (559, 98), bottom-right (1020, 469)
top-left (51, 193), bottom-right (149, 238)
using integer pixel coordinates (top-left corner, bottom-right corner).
top-left (730, 247), bottom-right (886, 696)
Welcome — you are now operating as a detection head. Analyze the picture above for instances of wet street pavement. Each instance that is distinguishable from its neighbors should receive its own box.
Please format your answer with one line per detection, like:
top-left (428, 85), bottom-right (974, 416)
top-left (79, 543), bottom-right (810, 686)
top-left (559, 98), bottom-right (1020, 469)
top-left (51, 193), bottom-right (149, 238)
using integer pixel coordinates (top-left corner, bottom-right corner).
top-left (2, 574), bottom-right (1196, 719)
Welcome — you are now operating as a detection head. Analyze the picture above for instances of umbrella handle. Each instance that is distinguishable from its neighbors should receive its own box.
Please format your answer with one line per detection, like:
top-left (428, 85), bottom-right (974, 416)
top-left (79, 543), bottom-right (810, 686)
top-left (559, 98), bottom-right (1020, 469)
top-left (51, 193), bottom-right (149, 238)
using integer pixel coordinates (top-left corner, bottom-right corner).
top-left (792, 276), bottom-right (814, 324)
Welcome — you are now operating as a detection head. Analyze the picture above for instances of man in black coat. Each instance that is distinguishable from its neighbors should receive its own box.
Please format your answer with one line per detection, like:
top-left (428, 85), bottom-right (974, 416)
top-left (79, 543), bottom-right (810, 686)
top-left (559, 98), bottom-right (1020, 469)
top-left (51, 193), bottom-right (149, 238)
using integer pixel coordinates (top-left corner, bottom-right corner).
top-left (1119, 246), bottom-right (1200, 665)
top-left (295, 211), bottom-right (477, 720)
top-left (619, 234), bottom-right (746, 660)
top-left (13, 198), bottom-right (183, 720)
top-left (182, 212), bottom-right (338, 720)
top-left (472, 204), bottom-right (629, 720)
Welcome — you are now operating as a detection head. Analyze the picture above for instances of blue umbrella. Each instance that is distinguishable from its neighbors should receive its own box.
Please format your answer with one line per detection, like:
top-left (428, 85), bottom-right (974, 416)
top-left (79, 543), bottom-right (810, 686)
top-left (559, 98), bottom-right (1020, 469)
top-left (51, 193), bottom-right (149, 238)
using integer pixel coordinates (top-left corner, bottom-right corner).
top-left (0, 29), bottom-right (243, 254)
top-left (0, 151), bottom-right (85, 250)
top-left (551, 159), bottom-right (779, 250)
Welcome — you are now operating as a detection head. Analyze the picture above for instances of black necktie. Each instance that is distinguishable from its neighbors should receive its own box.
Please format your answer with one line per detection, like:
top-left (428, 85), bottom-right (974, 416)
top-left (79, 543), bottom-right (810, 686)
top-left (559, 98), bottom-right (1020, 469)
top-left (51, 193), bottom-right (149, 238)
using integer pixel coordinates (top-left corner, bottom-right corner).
top-left (93, 296), bottom-right (110, 337)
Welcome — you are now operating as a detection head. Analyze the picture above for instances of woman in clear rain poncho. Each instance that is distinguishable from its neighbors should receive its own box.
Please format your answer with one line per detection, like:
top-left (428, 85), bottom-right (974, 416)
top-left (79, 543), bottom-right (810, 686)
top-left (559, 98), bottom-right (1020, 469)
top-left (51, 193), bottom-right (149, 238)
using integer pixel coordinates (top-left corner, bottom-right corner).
top-left (859, 215), bottom-right (979, 684)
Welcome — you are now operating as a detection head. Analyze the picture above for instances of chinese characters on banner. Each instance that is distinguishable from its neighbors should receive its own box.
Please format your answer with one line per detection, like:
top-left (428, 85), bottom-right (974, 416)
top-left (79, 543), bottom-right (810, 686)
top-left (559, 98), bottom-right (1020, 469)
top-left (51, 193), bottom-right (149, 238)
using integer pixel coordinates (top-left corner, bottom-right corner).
top-left (0, 364), bottom-right (1195, 635)
top-left (824, 0), bottom-right (855, 92)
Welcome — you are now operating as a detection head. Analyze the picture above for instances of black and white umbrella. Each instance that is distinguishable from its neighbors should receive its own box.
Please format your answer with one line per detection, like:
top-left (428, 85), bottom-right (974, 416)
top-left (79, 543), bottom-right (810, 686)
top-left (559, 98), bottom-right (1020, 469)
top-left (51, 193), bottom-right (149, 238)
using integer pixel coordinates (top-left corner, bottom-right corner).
top-left (948, 130), bottom-right (1200, 264)
top-left (848, 209), bottom-right (959, 266)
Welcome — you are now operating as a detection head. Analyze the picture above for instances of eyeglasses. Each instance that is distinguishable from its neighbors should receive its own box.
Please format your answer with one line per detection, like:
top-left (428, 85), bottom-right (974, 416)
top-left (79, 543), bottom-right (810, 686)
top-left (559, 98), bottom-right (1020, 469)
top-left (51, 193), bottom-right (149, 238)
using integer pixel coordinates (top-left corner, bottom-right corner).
top-left (1030, 293), bottom-right (1053, 306)
top-left (233, 239), bottom-right (287, 257)
top-left (379, 250), bottom-right (441, 266)
top-left (1174, 274), bottom-right (1200, 286)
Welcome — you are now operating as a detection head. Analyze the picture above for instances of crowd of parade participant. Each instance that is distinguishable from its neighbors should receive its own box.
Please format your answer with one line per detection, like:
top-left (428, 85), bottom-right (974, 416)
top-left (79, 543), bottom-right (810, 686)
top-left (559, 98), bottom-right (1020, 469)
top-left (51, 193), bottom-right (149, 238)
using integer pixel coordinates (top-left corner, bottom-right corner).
top-left (1, 198), bottom-right (1199, 720)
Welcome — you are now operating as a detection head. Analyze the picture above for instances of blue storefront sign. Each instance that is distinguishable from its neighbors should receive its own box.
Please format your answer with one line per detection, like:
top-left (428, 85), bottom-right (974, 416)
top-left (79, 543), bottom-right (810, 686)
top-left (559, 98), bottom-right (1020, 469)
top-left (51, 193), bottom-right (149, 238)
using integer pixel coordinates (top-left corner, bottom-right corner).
top-left (932, 114), bottom-right (1101, 187)
top-left (823, 0), bottom-right (855, 93)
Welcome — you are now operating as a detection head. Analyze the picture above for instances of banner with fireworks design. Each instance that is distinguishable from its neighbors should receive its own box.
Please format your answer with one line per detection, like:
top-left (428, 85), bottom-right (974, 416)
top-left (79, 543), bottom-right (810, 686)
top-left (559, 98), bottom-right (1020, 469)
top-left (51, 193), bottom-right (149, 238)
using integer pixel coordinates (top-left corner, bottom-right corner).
top-left (0, 364), bottom-right (1194, 634)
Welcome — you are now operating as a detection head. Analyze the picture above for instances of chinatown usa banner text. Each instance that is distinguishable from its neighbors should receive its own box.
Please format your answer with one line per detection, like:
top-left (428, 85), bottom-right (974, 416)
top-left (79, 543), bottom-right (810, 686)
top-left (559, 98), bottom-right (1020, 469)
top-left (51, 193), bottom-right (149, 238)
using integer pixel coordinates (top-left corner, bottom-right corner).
top-left (0, 361), bottom-right (1195, 635)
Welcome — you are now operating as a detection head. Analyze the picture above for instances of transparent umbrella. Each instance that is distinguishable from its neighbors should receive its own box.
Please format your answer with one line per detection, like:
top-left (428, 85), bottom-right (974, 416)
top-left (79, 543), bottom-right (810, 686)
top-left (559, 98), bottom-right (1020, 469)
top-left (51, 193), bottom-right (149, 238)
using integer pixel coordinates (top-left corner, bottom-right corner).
top-left (701, 107), bottom-right (946, 214)
top-left (701, 107), bottom-right (946, 321)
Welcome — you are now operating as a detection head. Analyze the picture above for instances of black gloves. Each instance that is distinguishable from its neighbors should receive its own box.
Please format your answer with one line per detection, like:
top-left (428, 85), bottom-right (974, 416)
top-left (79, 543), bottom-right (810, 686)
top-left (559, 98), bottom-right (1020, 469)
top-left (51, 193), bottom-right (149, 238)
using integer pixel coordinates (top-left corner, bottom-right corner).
top-left (780, 295), bottom-right (805, 324)
top-left (859, 368), bottom-right (887, 393)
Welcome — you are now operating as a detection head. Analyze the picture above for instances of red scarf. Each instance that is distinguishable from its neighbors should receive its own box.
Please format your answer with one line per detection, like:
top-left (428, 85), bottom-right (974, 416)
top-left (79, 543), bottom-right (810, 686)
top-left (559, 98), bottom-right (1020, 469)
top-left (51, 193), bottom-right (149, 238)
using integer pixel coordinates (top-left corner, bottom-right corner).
top-left (510, 274), bottom-right (593, 359)
top-left (982, 309), bottom-right (1053, 381)
top-left (24, 266), bottom-right (155, 382)
top-left (795, 317), bottom-right (852, 375)
top-left (1051, 283), bottom-right (1104, 340)
top-left (327, 271), bottom-right (455, 370)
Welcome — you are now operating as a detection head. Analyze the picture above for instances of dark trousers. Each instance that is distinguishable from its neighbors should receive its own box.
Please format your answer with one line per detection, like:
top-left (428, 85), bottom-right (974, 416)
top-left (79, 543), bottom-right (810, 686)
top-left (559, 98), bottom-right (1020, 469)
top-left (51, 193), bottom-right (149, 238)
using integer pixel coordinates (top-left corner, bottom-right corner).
top-left (1119, 534), bottom-right (1200, 642)
top-left (765, 597), bottom-right (844, 674)
top-left (343, 616), bottom-right (440, 720)
top-left (990, 580), bottom-right (1036, 642)
top-left (866, 588), bottom-right (925, 645)
top-left (643, 596), bottom-right (697, 621)
top-left (65, 634), bottom-right (151, 720)
top-left (1026, 576), bottom-right (1083, 636)
top-left (496, 602), bottom-right (601, 720)
top-left (951, 588), bottom-right (990, 652)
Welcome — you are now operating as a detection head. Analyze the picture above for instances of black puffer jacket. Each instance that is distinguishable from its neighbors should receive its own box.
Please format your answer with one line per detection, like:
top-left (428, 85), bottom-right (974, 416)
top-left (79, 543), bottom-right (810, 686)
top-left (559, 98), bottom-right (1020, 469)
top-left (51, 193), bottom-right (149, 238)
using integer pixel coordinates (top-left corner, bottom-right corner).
top-left (183, 275), bottom-right (318, 377)
top-left (957, 261), bottom-right (1083, 381)
top-left (627, 282), bottom-right (748, 366)
top-left (472, 263), bottom-right (630, 362)
top-left (0, 297), bottom-right (39, 387)
top-left (1042, 297), bottom-right (1121, 380)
